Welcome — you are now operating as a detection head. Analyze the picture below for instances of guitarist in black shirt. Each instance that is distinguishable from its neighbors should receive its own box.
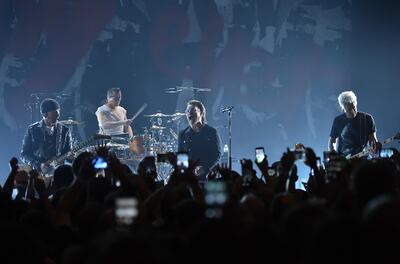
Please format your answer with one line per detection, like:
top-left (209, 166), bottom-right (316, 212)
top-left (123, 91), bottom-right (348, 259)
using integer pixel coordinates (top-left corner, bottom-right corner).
top-left (21, 98), bottom-right (72, 174)
top-left (328, 91), bottom-right (379, 158)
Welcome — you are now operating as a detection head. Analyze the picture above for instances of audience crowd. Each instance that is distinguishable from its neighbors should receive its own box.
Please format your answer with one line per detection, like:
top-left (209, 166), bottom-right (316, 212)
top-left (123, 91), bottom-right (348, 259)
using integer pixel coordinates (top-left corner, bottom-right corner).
top-left (1, 144), bottom-right (399, 264)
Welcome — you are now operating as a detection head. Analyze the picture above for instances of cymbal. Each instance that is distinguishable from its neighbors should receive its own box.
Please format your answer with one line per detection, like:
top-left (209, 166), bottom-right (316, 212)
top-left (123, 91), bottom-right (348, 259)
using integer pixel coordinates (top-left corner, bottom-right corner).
top-left (107, 142), bottom-right (130, 149)
top-left (143, 112), bottom-right (172, 118)
top-left (176, 86), bottom-right (211, 92)
top-left (165, 86), bottom-right (211, 93)
top-left (59, 119), bottom-right (84, 125)
top-left (165, 87), bottom-right (178, 94)
top-left (149, 125), bottom-right (166, 130)
top-left (170, 112), bottom-right (186, 117)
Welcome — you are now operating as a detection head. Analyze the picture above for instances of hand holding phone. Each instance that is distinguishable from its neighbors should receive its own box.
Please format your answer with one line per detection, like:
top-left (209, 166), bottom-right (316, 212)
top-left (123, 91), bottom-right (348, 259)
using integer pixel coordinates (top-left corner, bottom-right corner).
top-left (92, 156), bottom-right (108, 169)
top-left (176, 152), bottom-right (189, 174)
top-left (204, 181), bottom-right (228, 218)
top-left (115, 197), bottom-right (138, 226)
top-left (255, 147), bottom-right (265, 163)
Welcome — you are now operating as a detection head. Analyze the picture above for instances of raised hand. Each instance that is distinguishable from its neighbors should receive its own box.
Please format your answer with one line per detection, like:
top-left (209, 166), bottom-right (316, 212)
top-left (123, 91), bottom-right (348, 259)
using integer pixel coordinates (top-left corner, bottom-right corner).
top-left (304, 147), bottom-right (318, 168)
top-left (124, 119), bottom-right (133, 126)
top-left (280, 148), bottom-right (295, 172)
top-left (255, 155), bottom-right (269, 177)
top-left (9, 157), bottom-right (19, 172)
top-left (95, 140), bottom-right (109, 158)
top-left (77, 155), bottom-right (96, 182)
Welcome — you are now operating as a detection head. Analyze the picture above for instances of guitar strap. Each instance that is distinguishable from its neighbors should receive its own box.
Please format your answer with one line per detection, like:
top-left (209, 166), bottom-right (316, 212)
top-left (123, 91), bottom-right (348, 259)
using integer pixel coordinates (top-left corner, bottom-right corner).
top-left (363, 113), bottom-right (366, 147)
top-left (359, 112), bottom-right (366, 149)
top-left (56, 123), bottom-right (63, 157)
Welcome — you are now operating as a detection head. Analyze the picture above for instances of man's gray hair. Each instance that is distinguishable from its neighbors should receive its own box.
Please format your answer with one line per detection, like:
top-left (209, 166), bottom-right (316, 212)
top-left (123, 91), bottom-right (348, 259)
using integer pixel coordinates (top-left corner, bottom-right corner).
top-left (338, 91), bottom-right (357, 110)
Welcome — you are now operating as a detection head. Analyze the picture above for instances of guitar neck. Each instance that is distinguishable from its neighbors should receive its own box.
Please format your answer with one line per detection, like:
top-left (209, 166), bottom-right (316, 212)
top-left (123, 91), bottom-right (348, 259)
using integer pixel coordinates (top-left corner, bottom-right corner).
top-left (47, 135), bottom-right (110, 166)
top-left (47, 138), bottom-right (92, 165)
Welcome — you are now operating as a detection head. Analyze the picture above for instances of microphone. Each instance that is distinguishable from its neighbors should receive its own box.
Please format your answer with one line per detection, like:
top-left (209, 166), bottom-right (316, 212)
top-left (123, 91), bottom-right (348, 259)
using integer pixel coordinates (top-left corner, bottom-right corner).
top-left (221, 105), bottom-right (235, 113)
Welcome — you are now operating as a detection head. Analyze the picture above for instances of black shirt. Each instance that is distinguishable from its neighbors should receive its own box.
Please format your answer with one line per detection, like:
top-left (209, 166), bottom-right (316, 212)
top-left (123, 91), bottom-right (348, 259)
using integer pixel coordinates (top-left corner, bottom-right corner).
top-left (330, 112), bottom-right (376, 156)
top-left (178, 124), bottom-right (221, 172)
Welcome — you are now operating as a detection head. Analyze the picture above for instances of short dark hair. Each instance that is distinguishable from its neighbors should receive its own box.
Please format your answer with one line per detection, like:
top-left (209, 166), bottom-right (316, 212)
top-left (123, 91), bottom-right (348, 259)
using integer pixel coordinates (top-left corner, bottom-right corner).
top-left (40, 98), bottom-right (60, 115)
top-left (187, 100), bottom-right (207, 123)
top-left (107, 87), bottom-right (121, 97)
top-left (53, 164), bottom-right (74, 189)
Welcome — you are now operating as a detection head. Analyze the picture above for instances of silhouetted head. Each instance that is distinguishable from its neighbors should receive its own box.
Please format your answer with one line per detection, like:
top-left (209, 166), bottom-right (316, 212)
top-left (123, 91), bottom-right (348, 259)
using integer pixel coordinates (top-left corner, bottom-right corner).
top-left (53, 164), bottom-right (74, 190)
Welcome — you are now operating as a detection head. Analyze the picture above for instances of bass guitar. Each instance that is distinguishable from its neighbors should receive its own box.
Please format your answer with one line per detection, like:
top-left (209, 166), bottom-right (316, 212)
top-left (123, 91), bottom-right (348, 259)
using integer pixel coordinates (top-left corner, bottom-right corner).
top-left (346, 132), bottom-right (400, 159)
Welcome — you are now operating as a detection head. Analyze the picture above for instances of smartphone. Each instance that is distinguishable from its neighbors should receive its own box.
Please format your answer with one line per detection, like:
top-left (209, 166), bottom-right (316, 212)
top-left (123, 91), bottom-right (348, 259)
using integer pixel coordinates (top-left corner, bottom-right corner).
top-left (204, 181), bottom-right (228, 206)
top-left (11, 188), bottom-right (18, 200)
top-left (176, 152), bottom-right (189, 169)
top-left (157, 153), bottom-right (169, 163)
top-left (204, 181), bottom-right (227, 219)
top-left (379, 148), bottom-right (394, 158)
top-left (92, 156), bottom-right (108, 169)
top-left (115, 197), bottom-right (138, 226)
top-left (255, 147), bottom-right (265, 163)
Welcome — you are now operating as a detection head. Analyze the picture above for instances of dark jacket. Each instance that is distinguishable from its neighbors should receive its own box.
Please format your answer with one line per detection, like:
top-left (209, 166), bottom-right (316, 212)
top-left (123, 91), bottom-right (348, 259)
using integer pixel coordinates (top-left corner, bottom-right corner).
top-left (21, 120), bottom-right (72, 170)
top-left (178, 124), bottom-right (221, 173)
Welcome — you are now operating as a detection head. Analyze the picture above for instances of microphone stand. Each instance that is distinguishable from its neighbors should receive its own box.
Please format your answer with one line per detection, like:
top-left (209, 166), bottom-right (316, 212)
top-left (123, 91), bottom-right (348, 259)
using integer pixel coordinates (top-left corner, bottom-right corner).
top-left (228, 109), bottom-right (232, 172)
top-left (222, 106), bottom-right (234, 172)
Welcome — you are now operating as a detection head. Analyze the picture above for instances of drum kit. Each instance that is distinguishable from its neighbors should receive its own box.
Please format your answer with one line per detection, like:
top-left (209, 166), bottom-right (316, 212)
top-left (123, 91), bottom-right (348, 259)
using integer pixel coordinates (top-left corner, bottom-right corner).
top-left (57, 111), bottom-right (185, 180)
top-left (32, 86), bottom-right (211, 181)
top-left (129, 111), bottom-right (186, 160)
top-left (55, 108), bottom-right (186, 161)
top-left (97, 111), bottom-right (186, 181)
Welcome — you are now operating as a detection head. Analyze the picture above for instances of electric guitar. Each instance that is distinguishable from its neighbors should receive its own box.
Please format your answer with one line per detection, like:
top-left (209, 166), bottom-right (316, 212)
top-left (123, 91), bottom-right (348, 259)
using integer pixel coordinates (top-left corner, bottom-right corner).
top-left (346, 132), bottom-right (400, 159)
top-left (41, 134), bottom-right (111, 177)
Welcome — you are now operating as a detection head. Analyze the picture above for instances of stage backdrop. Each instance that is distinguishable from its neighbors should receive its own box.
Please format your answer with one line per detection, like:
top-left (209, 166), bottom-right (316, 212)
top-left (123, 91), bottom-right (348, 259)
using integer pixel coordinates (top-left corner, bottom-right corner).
top-left (1, 0), bottom-right (399, 184)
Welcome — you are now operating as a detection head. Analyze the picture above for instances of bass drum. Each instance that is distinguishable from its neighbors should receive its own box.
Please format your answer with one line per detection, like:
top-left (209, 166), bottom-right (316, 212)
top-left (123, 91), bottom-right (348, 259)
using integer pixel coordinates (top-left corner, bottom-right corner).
top-left (129, 135), bottom-right (148, 161)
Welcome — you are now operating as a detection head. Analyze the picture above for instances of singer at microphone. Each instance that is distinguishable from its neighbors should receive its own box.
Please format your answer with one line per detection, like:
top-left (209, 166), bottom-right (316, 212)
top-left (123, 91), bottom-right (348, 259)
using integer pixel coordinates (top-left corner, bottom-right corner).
top-left (178, 100), bottom-right (222, 182)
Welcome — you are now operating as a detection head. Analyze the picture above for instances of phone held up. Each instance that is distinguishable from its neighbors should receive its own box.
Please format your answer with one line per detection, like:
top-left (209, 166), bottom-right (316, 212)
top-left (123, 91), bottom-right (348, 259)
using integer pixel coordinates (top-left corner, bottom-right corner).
top-left (92, 156), bottom-right (108, 169)
top-left (115, 197), bottom-right (139, 229)
top-left (255, 147), bottom-right (265, 163)
top-left (175, 152), bottom-right (189, 174)
top-left (204, 181), bottom-right (228, 219)
top-left (92, 156), bottom-right (108, 177)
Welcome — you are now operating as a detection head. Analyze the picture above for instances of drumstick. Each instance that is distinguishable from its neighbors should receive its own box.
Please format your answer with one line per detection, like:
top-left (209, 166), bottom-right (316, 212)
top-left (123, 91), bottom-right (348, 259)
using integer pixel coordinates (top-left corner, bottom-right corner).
top-left (129, 103), bottom-right (148, 121)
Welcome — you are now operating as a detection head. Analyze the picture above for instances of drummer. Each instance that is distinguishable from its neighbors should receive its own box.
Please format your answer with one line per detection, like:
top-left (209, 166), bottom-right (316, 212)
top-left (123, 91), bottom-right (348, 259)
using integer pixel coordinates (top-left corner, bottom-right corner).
top-left (95, 87), bottom-right (133, 138)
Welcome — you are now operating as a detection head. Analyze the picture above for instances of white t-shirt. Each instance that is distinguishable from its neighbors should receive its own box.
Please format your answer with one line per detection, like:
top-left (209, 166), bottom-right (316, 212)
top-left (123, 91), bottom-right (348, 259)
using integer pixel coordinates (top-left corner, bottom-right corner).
top-left (95, 104), bottom-right (128, 135)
